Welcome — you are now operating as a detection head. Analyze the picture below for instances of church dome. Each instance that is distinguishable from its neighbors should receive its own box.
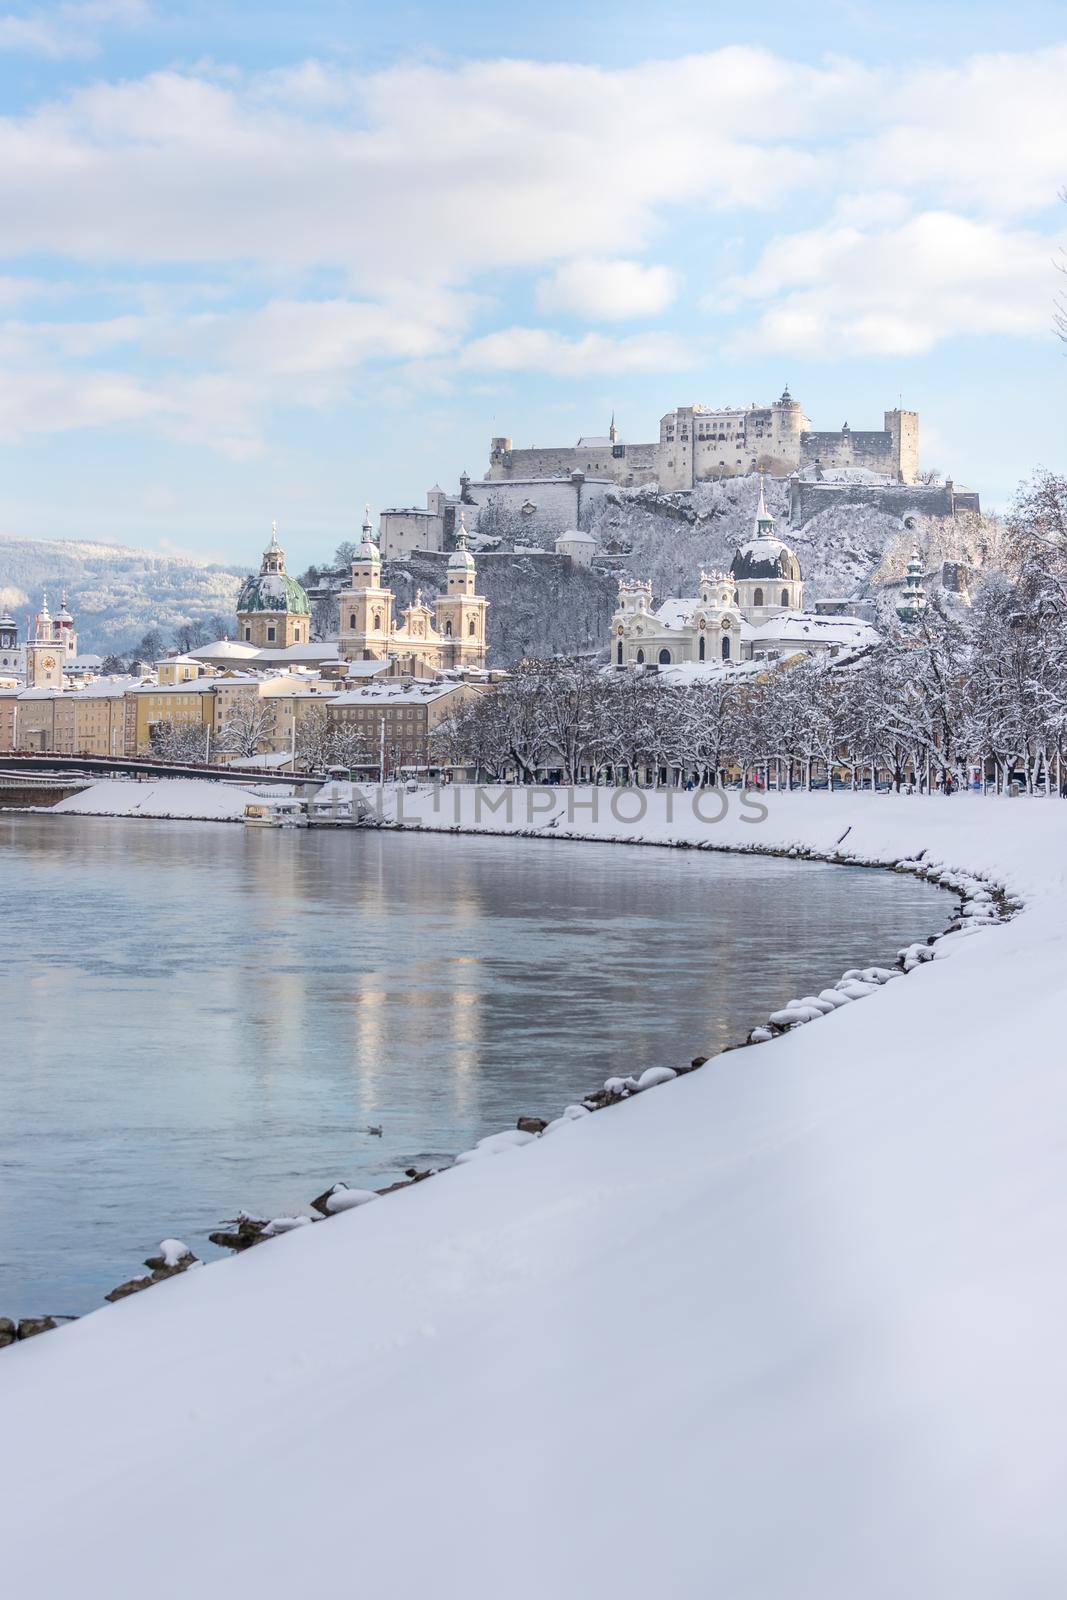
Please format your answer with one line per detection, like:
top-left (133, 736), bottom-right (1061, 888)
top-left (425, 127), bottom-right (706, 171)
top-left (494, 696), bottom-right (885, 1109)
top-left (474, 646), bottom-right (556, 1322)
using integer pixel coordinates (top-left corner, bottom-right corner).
top-left (730, 538), bottom-right (802, 583)
top-left (730, 476), bottom-right (802, 583)
top-left (237, 569), bottom-right (311, 615)
top-left (237, 523), bottom-right (311, 616)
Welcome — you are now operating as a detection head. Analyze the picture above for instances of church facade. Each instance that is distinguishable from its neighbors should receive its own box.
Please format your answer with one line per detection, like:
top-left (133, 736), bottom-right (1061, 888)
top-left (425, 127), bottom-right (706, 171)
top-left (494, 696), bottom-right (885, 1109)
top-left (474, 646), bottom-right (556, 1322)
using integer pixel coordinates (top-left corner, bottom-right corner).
top-left (612, 483), bottom-right (876, 668)
top-left (338, 512), bottom-right (489, 674)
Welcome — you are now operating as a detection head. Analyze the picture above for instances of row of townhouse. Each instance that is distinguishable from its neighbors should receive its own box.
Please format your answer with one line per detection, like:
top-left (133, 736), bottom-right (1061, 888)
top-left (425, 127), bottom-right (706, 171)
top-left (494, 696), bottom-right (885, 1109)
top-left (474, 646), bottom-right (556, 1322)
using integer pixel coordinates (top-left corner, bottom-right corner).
top-left (0, 656), bottom-right (484, 768)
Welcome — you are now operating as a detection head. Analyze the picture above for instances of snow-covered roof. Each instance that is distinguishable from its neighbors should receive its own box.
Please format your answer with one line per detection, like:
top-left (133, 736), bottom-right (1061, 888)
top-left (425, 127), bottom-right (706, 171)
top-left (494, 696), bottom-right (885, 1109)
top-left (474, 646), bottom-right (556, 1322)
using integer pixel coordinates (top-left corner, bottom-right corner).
top-left (254, 643), bottom-right (339, 663)
top-left (188, 640), bottom-right (259, 660)
top-left (653, 598), bottom-right (697, 630)
top-left (749, 611), bottom-right (880, 648)
top-left (345, 660), bottom-right (393, 679)
top-left (329, 682), bottom-right (465, 707)
top-left (555, 530), bottom-right (597, 545)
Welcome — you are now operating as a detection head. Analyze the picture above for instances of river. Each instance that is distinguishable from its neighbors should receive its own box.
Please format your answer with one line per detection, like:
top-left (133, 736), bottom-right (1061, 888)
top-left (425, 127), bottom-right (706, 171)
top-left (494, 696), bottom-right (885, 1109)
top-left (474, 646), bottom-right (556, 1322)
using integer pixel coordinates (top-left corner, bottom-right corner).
top-left (0, 813), bottom-right (947, 1316)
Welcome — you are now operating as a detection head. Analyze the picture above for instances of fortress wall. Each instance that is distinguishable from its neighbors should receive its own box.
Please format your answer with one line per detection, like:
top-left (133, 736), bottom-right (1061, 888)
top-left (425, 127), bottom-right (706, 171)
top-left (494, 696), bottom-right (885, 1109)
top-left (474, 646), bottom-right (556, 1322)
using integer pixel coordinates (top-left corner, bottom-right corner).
top-left (488, 444), bottom-right (659, 488)
top-left (787, 480), bottom-right (980, 529)
top-left (462, 477), bottom-right (615, 535)
top-left (801, 431), bottom-right (899, 476)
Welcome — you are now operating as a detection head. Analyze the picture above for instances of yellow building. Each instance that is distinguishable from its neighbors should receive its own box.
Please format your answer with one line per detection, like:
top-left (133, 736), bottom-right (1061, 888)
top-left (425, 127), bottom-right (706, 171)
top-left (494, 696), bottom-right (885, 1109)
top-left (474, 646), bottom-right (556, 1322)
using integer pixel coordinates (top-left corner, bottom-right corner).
top-left (125, 679), bottom-right (216, 756)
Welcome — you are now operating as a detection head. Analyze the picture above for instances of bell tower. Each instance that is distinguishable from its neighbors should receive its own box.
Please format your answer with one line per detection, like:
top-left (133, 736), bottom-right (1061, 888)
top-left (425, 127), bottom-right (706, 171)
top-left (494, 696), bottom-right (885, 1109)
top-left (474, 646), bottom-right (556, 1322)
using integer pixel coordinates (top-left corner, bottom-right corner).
top-left (434, 513), bottom-right (488, 669)
top-left (339, 507), bottom-right (395, 661)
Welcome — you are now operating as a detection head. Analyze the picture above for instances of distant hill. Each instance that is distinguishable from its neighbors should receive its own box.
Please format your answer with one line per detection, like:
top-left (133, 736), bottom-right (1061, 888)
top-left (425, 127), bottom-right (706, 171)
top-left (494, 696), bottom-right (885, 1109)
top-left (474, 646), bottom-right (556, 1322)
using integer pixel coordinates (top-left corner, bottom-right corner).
top-left (0, 535), bottom-right (244, 654)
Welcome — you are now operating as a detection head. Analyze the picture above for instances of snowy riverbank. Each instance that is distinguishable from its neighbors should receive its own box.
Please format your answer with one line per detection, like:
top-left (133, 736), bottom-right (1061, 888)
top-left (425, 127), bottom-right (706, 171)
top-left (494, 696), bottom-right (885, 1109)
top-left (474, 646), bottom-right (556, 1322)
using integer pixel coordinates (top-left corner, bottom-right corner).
top-left (3, 791), bottom-right (1067, 1597)
top-left (48, 776), bottom-right (262, 821)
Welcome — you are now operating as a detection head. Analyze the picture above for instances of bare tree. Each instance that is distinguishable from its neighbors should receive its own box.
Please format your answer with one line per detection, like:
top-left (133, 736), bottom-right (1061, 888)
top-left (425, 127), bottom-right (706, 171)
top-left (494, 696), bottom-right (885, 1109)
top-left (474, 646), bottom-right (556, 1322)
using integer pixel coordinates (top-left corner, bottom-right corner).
top-left (219, 691), bottom-right (274, 759)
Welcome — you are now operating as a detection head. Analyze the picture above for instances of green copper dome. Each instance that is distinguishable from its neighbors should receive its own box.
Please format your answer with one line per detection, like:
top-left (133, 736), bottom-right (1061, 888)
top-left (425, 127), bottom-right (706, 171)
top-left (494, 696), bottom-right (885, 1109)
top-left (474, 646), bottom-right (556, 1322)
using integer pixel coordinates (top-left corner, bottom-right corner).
top-left (237, 524), bottom-right (311, 616)
top-left (237, 569), bottom-right (311, 616)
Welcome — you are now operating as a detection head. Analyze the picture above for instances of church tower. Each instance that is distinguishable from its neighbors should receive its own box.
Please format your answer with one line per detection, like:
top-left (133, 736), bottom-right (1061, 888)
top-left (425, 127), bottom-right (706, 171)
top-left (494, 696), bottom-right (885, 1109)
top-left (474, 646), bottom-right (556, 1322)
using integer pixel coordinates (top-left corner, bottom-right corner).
top-left (25, 593), bottom-right (65, 689)
top-left (434, 513), bottom-right (489, 670)
top-left (338, 507), bottom-right (396, 661)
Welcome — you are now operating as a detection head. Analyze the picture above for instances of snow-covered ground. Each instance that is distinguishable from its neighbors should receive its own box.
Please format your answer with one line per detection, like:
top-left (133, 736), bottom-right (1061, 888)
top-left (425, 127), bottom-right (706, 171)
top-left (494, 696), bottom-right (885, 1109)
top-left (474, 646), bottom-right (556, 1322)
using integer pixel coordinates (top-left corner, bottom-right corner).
top-left (50, 776), bottom-right (263, 821)
top-left (4, 790), bottom-right (1067, 1597)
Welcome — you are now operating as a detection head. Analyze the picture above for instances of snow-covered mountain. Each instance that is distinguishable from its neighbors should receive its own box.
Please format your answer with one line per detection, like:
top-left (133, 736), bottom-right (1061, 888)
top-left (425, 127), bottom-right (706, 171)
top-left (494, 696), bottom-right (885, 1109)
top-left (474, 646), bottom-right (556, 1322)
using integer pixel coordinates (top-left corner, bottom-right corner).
top-left (0, 535), bottom-right (243, 654)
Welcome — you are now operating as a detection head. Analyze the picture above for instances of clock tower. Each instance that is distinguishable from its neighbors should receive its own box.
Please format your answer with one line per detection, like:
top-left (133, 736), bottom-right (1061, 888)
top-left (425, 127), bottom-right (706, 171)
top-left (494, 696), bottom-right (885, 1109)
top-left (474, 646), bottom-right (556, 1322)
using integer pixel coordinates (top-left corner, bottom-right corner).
top-left (25, 594), bottom-right (65, 689)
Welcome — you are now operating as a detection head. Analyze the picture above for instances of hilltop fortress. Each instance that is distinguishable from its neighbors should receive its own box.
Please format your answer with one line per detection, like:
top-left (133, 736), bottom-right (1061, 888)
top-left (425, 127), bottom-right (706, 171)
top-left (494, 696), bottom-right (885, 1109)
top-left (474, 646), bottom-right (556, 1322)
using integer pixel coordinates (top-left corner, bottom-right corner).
top-left (487, 388), bottom-right (919, 492)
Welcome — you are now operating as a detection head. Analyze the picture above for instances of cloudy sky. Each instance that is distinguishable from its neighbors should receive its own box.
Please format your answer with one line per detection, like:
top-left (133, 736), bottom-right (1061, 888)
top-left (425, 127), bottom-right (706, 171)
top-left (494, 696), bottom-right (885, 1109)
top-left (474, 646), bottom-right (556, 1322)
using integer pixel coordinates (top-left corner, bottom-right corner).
top-left (0, 0), bottom-right (1064, 569)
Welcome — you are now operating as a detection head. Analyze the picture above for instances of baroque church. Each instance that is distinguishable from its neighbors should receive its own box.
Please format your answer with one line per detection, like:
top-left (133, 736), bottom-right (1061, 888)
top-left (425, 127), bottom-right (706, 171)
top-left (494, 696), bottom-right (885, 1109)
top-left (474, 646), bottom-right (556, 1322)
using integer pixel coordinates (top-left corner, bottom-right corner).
top-left (237, 524), bottom-right (312, 648)
top-left (612, 482), bottom-right (877, 669)
top-left (338, 510), bottom-right (488, 674)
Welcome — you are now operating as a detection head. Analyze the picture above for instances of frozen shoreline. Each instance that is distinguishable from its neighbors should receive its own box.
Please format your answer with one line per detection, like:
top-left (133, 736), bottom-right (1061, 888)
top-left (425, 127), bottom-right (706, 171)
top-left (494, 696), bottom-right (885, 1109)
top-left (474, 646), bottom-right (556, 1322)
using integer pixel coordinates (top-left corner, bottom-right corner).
top-left (3, 789), bottom-right (1066, 1597)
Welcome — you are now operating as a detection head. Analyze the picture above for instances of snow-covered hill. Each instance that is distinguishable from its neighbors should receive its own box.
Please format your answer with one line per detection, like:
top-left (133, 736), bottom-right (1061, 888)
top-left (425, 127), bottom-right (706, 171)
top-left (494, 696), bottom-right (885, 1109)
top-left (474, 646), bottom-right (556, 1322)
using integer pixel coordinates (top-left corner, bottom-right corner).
top-left (0, 535), bottom-right (243, 654)
top-left (587, 474), bottom-right (1003, 615)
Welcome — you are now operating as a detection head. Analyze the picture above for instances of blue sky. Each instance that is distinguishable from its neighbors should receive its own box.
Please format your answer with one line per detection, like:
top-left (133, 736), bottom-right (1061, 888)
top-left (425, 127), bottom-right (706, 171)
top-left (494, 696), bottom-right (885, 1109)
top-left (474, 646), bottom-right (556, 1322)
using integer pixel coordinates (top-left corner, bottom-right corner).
top-left (0, 0), bottom-right (1064, 574)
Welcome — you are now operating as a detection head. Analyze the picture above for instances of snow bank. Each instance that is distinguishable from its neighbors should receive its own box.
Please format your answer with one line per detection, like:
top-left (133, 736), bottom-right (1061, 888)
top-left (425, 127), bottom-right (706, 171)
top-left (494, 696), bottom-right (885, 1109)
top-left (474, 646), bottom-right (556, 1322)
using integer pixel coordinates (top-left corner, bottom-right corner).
top-left (50, 777), bottom-right (262, 822)
top-left (3, 791), bottom-right (1067, 1598)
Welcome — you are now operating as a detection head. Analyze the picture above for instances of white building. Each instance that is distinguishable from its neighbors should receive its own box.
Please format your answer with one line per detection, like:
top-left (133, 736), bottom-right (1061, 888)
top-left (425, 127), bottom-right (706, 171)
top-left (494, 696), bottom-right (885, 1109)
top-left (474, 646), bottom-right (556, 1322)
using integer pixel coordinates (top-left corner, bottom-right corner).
top-left (611, 482), bottom-right (878, 669)
top-left (554, 530), bottom-right (598, 568)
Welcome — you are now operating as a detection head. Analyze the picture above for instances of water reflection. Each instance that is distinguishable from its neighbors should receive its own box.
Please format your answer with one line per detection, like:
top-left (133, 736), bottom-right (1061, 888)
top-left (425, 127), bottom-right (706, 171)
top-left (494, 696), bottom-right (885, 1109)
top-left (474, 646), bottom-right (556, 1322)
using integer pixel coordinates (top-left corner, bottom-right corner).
top-left (0, 813), bottom-right (947, 1315)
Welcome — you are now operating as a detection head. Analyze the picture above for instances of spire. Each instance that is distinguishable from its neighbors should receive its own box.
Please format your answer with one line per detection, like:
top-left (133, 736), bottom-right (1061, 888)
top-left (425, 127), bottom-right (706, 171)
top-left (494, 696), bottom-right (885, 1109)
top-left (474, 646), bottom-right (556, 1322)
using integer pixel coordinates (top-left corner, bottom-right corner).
top-left (262, 520), bottom-right (285, 574)
top-left (754, 476), bottom-right (774, 535)
top-left (356, 504), bottom-right (380, 566)
top-left (609, 411), bottom-right (618, 445)
top-left (895, 549), bottom-right (928, 624)
top-left (449, 508), bottom-right (476, 572)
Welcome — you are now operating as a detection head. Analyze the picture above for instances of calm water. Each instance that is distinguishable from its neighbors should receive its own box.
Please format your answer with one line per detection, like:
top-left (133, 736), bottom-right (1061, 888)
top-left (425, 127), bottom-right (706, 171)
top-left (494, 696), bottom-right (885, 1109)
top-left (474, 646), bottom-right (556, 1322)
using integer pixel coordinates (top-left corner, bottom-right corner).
top-left (0, 814), bottom-right (947, 1316)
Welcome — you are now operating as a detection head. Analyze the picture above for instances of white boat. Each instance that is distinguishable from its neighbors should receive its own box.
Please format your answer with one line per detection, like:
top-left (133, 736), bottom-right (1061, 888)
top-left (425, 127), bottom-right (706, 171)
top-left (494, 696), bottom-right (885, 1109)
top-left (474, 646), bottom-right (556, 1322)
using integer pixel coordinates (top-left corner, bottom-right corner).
top-left (307, 770), bottom-right (373, 828)
top-left (243, 798), bottom-right (309, 828)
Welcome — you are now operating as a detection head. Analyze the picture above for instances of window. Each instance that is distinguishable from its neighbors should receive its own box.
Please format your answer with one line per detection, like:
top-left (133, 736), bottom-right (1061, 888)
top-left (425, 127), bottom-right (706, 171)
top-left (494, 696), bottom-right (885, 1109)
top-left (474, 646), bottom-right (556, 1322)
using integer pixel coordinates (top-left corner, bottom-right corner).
top-left (658, 648), bottom-right (671, 665)
top-left (636, 648), bottom-right (645, 664)
top-left (721, 636), bottom-right (731, 660)
top-left (244, 627), bottom-right (251, 641)
top-left (373, 613), bottom-right (382, 630)
top-left (267, 626), bottom-right (276, 642)
top-left (753, 588), bottom-right (764, 608)
top-left (445, 620), bottom-right (452, 637)
top-left (699, 636), bottom-right (705, 662)
top-left (617, 641), bottom-right (623, 665)
top-left (781, 589), bottom-right (789, 608)
top-left (349, 613), bottom-right (356, 630)
top-left (468, 619), bottom-right (476, 636)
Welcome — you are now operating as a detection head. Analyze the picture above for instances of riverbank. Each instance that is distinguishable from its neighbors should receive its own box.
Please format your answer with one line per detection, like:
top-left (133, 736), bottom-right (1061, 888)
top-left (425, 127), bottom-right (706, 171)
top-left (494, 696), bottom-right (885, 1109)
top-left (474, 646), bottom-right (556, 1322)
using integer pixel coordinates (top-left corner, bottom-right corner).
top-left (3, 791), bottom-right (1065, 1597)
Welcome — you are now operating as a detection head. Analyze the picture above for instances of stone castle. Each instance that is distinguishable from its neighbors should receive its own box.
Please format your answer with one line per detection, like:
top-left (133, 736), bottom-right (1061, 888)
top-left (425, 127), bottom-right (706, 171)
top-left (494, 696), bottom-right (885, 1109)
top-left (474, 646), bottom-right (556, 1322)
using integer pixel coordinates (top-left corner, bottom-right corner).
top-left (487, 389), bottom-right (919, 492)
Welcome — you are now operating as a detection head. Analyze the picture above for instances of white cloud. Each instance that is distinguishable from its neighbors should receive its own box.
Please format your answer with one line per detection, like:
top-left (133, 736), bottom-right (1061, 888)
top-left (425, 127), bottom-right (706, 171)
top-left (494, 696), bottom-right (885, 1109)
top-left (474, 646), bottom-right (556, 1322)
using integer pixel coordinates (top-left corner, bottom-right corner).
top-left (721, 212), bottom-right (1058, 357)
top-left (0, 0), bottom-right (148, 58)
top-left (459, 327), bottom-right (697, 376)
top-left (535, 258), bottom-right (679, 321)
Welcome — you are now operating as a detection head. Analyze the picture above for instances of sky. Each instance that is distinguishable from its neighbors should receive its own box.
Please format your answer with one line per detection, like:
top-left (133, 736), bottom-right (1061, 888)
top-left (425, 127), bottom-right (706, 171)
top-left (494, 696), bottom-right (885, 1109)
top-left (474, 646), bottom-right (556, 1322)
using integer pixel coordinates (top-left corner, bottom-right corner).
top-left (0, 0), bottom-right (1064, 573)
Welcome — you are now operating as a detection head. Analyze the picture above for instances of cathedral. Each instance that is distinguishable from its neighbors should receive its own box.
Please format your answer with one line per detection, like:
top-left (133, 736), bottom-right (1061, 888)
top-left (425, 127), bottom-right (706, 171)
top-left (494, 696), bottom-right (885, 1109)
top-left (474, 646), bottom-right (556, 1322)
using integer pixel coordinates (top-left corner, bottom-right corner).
top-left (612, 482), bottom-right (876, 668)
top-left (338, 510), bottom-right (488, 674)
